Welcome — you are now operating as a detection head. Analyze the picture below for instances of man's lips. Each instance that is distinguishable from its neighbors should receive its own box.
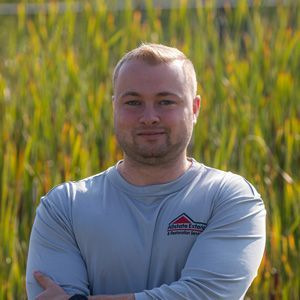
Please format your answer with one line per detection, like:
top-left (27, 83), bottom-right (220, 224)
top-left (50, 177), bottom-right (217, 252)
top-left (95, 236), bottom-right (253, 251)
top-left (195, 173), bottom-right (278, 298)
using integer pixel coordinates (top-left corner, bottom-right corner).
top-left (136, 130), bottom-right (166, 136)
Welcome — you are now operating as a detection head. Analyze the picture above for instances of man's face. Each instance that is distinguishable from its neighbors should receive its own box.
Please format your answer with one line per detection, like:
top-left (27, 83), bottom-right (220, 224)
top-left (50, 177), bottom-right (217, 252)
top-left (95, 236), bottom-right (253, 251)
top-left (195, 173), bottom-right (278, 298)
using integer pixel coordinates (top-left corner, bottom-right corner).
top-left (113, 59), bottom-right (200, 166)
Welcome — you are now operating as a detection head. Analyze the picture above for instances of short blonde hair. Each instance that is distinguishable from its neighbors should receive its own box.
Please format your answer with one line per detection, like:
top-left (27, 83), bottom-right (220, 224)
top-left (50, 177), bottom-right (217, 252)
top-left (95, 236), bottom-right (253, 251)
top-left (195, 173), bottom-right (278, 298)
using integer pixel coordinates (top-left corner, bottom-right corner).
top-left (113, 43), bottom-right (197, 96)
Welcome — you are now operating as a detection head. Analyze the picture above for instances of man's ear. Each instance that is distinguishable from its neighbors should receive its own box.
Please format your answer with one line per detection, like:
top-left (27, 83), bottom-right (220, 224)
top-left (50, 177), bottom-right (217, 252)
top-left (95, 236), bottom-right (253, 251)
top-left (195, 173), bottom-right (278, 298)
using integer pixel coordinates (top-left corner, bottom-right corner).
top-left (193, 95), bottom-right (201, 124)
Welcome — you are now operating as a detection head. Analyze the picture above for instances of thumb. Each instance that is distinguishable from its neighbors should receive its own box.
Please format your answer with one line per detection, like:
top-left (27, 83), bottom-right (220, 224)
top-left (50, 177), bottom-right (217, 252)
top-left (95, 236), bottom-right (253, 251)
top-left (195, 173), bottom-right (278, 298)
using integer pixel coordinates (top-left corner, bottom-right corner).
top-left (33, 271), bottom-right (55, 289)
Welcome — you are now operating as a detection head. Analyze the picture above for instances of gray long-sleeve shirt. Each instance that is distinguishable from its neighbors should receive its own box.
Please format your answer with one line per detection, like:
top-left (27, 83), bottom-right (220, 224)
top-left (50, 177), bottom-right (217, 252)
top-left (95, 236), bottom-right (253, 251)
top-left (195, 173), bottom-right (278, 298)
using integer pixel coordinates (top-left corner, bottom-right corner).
top-left (26, 160), bottom-right (266, 299)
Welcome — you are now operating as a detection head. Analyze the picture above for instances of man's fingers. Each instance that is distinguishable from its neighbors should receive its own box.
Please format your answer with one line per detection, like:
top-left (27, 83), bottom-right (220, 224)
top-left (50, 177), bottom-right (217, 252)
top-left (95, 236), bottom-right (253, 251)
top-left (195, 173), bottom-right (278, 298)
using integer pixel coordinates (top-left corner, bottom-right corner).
top-left (33, 271), bottom-right (55, 289)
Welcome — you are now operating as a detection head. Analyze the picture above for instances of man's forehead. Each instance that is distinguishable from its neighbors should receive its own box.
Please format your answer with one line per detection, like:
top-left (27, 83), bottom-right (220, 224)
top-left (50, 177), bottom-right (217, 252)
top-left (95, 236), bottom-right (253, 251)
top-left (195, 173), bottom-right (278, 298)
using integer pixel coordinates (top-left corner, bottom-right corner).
top-left (114, 59), bottom-right (191, 98)
top-left (117, 62), bottom-right (184, 86)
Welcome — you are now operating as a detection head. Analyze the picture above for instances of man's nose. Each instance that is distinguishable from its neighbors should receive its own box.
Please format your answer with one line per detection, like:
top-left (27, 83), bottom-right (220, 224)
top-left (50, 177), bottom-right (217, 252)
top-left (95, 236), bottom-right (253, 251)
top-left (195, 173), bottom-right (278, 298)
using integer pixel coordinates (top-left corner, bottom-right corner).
top-left (139, 106), bottom-right (160, 125)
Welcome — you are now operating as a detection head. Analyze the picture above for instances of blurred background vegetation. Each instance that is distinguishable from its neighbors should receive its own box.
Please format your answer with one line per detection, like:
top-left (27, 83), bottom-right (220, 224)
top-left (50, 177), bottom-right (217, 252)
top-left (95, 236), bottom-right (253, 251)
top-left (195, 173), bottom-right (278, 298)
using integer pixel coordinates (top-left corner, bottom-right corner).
top-left (0, 0), bottom-right (299, 299)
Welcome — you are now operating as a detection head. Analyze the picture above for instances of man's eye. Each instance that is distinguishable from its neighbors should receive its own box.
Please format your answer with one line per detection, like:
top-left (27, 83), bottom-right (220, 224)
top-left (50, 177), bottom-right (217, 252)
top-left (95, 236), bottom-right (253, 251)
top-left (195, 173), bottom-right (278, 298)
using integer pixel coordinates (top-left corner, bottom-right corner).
top-left (125, 100), bottom-right (141, 106)
top-left (160, 100), bottom-right (175, 105)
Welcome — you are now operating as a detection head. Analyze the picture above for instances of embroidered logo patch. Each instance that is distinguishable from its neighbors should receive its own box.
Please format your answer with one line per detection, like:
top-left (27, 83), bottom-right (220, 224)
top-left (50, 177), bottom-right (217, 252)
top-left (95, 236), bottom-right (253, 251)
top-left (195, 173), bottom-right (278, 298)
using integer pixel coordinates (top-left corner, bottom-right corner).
top-left (168, 213), bottom-right (207, 236)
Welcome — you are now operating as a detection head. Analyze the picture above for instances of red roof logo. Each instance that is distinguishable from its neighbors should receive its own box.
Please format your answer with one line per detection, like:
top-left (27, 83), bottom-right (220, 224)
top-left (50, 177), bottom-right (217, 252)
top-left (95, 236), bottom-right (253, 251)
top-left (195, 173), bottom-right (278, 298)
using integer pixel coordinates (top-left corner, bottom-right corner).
top-left (172, 214), bottom-right (193, 225)
top-left (168, 213), bottom-right (207, 236)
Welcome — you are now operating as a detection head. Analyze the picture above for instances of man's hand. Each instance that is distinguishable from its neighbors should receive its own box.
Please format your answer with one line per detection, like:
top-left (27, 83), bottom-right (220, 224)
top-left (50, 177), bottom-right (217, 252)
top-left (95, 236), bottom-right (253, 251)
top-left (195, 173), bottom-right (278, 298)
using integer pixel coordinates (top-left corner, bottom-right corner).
top-left (33, 271), bottom-right (69, 300)
top-left (33, 271), bottom-right (135, 300)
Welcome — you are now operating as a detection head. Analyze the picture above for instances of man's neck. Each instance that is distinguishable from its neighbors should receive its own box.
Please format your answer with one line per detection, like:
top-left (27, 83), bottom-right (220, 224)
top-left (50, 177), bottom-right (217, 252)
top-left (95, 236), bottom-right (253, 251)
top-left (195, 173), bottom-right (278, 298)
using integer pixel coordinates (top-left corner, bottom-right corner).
top-left (117, 155), bottom-right (192, 186)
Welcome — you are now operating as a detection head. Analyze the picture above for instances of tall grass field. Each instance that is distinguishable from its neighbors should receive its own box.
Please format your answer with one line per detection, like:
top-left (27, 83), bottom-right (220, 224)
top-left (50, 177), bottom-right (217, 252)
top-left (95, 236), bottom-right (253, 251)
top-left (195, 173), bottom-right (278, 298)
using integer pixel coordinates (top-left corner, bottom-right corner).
top-left (0, 0), bottom-right (299, 299)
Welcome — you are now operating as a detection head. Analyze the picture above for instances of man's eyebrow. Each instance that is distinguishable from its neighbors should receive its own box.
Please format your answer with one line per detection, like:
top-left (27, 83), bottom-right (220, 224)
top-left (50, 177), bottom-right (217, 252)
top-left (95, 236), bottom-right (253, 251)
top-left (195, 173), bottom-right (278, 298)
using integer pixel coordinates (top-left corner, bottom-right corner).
top-left (156, 91), bottom-right (179, 97)
top-left (120, 91), bottom-right (140, 98)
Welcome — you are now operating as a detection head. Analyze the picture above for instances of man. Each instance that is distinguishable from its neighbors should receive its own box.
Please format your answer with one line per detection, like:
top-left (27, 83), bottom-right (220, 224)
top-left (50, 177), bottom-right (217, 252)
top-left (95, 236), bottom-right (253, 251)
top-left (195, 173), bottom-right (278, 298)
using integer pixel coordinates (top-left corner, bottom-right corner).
top-left (26, 43), bottom-right (266, 300)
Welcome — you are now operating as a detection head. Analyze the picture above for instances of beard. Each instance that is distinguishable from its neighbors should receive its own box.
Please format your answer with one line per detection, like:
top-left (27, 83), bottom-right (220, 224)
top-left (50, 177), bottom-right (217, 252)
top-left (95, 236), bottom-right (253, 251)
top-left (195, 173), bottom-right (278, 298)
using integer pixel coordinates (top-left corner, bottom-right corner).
top-left (115, 127), bottom-right (191, 166)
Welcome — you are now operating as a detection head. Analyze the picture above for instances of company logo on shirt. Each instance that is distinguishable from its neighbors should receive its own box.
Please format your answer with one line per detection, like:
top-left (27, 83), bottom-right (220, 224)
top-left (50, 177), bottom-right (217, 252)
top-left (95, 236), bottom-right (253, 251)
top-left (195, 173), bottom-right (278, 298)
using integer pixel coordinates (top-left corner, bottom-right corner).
top-left (167, 213), bottom-right (207, 236)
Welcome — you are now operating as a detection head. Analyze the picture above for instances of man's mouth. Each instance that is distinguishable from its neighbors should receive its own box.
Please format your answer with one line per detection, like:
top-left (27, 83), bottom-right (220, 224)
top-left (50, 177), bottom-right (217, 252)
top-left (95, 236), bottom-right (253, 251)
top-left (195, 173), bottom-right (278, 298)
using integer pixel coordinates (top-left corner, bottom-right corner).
top-left (136, 130), bottom-right (166, 136)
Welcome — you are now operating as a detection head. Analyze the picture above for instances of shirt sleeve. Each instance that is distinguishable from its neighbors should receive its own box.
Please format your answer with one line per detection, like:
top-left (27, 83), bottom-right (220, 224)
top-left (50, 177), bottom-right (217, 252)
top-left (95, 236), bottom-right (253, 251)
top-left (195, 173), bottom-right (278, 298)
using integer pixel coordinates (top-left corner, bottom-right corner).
top-left (135, 173), bottom-right (266, 300)
top-left (26, 184), bottom-right (90, 300)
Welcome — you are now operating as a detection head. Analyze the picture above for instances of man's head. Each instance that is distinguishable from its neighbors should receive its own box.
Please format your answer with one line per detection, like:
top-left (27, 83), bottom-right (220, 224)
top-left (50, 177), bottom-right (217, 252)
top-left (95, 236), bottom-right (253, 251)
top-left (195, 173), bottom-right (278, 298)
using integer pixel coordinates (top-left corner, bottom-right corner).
top-left (113, 43), bottom-right (200, 166)
top-left (113, 43), bottom-right (197, 98)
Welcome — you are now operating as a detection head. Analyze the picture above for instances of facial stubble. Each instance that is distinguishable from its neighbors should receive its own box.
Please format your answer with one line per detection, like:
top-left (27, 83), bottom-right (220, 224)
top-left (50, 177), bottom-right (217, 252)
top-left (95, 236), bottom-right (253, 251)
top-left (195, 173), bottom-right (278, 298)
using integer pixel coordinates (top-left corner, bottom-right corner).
top-left (115, 126), bottom-right (192, 166)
